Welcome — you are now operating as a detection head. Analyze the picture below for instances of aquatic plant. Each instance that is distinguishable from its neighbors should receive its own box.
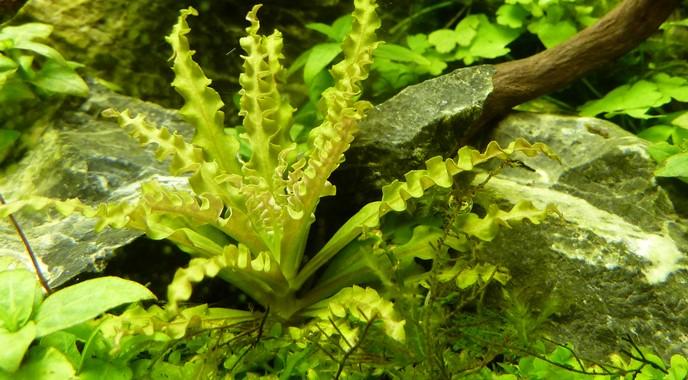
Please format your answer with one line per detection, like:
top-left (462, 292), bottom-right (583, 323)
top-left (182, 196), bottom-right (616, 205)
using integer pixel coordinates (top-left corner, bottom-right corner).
top-left (0, 0), bottom-right (555, 331)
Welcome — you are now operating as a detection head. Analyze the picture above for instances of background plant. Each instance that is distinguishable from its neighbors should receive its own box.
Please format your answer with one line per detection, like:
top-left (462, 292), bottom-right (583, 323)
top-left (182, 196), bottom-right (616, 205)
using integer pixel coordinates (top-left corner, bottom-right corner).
top-left (0, 22), bottom-right (87, 166)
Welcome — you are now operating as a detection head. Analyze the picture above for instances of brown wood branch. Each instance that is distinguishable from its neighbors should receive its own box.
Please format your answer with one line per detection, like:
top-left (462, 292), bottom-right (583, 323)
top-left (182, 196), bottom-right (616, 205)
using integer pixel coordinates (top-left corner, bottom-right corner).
top-left (464, 0), bottom-right (681, 141)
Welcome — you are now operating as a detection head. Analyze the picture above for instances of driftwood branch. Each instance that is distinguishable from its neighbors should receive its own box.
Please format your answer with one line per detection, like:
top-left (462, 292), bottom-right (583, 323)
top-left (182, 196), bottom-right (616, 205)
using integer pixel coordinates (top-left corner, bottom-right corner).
top-left (465, 0), bottom-right (681, 141)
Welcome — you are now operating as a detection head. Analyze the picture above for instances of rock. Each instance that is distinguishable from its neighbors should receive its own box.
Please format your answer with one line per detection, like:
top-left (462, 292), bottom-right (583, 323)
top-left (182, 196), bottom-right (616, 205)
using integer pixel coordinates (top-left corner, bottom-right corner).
top-left (479, 112), bottom-right (688, 361)
top-left (0, 81), bottom-right (193, 287)
top-left (333, 65), bottom-right (494, 206)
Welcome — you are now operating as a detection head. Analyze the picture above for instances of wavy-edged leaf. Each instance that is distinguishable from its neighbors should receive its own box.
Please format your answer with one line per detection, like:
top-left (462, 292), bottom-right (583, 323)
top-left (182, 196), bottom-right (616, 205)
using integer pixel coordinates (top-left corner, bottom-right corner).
top-left (0, 196), bottom-right (132, 231)
top-left (454, 201), bottom-right (559, 241)
top-left (281, 0), bottom-right (381, 280)
top-left (380, 138), bottom-right (557, 214)
top-left (238, 5), bottom-right (294, 177)
top-left (102, 108), bottom-right (205, 175)
top-left (301, 285), bottom-right (405, 342)
top-left (167, 244), bottom-right (287, 313)
top-left (166, 7), bottom-right (241, 174)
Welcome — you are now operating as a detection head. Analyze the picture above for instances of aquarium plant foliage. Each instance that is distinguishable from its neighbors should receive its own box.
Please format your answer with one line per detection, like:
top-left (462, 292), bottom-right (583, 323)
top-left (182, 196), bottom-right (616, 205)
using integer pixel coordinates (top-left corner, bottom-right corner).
top-left (0, 0), bottom-right (556, 332)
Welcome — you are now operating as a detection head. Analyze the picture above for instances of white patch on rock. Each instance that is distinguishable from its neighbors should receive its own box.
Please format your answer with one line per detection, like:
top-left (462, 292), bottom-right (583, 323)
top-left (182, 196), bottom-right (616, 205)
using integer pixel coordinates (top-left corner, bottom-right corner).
top-left (485, 175), bottom-right (686, 283)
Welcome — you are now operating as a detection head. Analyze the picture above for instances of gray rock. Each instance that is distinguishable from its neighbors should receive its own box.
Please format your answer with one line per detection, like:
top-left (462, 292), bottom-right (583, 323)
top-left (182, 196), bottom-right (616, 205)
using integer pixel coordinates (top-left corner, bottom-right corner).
top-left (341, 65), bottom-right (494, 192)
top-left (0, 82), bottom-right (192, 287)
top-left (480, 112), bottom-right (688, 360)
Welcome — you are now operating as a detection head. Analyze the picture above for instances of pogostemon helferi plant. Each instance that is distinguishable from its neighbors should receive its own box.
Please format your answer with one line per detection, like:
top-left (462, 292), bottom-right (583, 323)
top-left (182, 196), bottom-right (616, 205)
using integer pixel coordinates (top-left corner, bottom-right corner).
top-left (0, 0), bottom-right (557, 334)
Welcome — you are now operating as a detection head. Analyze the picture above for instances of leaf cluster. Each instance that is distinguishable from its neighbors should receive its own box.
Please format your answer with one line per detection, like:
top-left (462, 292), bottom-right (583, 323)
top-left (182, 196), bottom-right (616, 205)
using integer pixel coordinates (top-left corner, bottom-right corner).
top-left (0, 22), bottom-right (87, 165)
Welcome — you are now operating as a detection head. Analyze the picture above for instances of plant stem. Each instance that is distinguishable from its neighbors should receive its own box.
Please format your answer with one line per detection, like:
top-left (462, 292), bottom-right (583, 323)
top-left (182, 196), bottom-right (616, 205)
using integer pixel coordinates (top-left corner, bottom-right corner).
top-left (0, 192), bottom-right (52, 294)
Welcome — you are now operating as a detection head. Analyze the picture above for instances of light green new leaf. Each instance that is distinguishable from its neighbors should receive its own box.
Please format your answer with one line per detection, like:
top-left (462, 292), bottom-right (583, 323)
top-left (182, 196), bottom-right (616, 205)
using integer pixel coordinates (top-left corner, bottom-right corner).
top-left (497, 4), bottom-right (529, 28)
top-left (655, 152), bottom-right (688, 178)
top-left (652, 73), bottom-right (688, 102)
top-left (528, 18), bottom-right (577, 48)
top-left (428, 29), bottom-right (460, 53)
top-left (668, 354), bottom-right (688, 380)
top-left (579, 80), bottom-right (666, 118)
top-left (456, 268), bottom-right (478, 289)
top-left (406, 33), bottom-right (430, 53)
top-left (470, 14), bottom-right (520, 57)
top-left (454, 15), bottom-right (480, 46)
top-left (647, 142), bottom-right (681, 163)
top-left (34, 276), bottom-right (156, 337)
top-left (166, 7), bottom-right (241, 174)
top-left (455, 14), bottom-right (520, 64)
top-left (0, 269), bottom-right (41, 332)
top-left (0, 322), bottom-right (36, 373)
top-left (0, 54), bottom-right (17, 71)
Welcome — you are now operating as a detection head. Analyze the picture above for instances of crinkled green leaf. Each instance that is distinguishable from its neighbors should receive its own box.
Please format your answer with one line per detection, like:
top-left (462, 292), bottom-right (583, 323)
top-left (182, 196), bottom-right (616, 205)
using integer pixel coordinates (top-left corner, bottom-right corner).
top-left (302, 286), bottom-right (406, 342)
top-left (380, 139), bottom-right (557, 214)
top-left (453, 201), bottom-right (558, 242)
top-left (102, 109), bottom-right (205, 176)
top-left (280, 0), bottom-right (380, 281)
top-left (167, 244), bottom-right (285, 313)
top-left (166, 7), bottom-right (241, 174)
top-left (35, 277), bottom-right (156, 337)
